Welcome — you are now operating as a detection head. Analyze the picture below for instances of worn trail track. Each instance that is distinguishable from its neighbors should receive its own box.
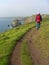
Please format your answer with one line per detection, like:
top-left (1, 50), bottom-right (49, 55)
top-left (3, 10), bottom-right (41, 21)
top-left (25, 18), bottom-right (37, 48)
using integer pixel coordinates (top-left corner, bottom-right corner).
top-left (10, 41), bottom-right (21, 65)
top-left (10, 27), bottom-right (49, 65)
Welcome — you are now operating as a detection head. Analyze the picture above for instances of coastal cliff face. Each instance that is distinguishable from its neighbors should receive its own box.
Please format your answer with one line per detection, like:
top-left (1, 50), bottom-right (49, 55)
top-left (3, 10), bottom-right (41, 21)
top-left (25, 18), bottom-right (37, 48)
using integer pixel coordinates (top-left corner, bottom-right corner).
top-left (11, 16), bottom-right (35, 27)
top-left (11, 14), bottom-right (47, 27)
top-left (24, 15), bottom-right (35, 24)
top-left (24, 14), bottom-right (47, 24)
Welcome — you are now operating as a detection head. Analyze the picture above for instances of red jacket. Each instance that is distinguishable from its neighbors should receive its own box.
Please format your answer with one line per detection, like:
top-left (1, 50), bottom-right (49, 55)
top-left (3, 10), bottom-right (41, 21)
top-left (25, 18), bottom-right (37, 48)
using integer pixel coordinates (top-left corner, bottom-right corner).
top-left (36, 14), bottom-right (42, 23)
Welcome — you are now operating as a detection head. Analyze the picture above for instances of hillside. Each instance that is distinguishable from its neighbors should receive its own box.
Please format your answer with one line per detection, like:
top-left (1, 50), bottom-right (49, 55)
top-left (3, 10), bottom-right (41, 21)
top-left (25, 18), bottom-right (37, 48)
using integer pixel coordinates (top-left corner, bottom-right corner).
top-left (0, 16), bottom-right (49, 65)
top-left (24, 14), bottom-right (49, 24)
top-left (10, 19), bottom-right (49, 65)
top-left (0, 22), bottom-right (35, 65)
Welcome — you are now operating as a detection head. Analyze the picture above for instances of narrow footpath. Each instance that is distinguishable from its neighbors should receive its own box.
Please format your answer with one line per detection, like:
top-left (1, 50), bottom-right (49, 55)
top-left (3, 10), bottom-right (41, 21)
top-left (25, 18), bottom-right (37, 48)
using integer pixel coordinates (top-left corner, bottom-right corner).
top-left (10, 27), bottom-right (49, 65)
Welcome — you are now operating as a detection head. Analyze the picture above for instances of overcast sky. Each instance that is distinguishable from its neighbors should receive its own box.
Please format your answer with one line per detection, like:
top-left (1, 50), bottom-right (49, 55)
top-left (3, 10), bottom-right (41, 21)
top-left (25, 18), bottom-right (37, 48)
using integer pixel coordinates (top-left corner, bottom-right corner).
top-left (0, 0), bottom-right (49, 17)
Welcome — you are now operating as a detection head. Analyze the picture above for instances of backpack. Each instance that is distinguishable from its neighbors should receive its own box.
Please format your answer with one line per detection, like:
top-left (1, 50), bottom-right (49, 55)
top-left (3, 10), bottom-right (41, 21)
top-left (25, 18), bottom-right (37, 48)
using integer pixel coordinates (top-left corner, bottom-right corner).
top-left (36, 15), bottom-right (41, 22)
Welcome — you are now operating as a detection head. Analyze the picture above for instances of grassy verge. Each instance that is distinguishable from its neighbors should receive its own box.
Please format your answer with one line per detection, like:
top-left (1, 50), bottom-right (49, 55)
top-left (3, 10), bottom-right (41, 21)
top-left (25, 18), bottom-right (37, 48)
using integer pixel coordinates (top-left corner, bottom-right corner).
top-left (0, 22), bottom-right (35, 65)
top-left (32, 21), bottom-right (49, 59)
top-left (21, 41), bottom-right (33, 65)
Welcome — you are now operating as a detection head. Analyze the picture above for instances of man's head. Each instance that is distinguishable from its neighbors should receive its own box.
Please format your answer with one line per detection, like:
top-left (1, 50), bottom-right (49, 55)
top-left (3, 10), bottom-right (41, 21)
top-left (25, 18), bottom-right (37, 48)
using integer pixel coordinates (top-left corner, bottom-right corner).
top-left (37, 12), bottom-right (40, 15)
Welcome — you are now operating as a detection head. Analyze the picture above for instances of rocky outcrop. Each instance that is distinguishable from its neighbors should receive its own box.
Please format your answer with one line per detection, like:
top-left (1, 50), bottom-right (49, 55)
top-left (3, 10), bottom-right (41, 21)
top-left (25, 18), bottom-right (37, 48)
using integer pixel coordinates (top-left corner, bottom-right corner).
top-left (11, 20), bottom-right (21, 27)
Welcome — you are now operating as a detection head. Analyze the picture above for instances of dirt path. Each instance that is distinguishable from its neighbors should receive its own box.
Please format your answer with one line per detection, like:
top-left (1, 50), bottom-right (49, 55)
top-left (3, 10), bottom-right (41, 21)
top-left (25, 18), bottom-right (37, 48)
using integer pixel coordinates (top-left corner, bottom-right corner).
top-left (10, 41), bottom-right (22, 65)
top-left (10, 28), bottom-right (35, 65)
top-left (10, 27), bottom-right (49, 65)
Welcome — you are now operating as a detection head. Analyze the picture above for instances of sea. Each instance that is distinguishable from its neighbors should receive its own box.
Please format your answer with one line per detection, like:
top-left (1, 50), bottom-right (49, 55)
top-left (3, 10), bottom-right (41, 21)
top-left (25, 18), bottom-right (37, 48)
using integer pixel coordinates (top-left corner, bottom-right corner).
top-left (0, 17), bottom-right (24, 33)
top-left (0, 18), bottom-right (16, 33)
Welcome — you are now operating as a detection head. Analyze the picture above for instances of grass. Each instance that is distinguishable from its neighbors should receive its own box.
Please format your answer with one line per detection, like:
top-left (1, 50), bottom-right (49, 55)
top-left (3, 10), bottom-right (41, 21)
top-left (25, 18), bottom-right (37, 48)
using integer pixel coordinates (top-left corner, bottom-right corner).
top-left (32, 20), bottom-right (49, 59)
top-left (21, 41), bottom-right (33, 65)
top-left (0, 22), bottom-right (35, 65)
top-left (20, 17), bottom-right (49, 65)
top-left (0, 16), bottom-right (49, 65)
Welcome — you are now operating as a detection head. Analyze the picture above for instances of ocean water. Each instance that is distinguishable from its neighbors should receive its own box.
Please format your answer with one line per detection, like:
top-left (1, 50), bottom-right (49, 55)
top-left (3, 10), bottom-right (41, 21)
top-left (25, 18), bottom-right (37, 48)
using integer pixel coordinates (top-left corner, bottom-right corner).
top-left (0, 18), bottom-right (24, 33)
top-left (0, 18), bottom-right (15, 33)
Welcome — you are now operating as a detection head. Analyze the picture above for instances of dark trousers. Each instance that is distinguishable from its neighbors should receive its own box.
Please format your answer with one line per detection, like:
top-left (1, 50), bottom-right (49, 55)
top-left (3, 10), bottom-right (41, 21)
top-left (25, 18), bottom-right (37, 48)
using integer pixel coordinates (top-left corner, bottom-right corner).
top-left (36, 22), bottom-right (40, 29)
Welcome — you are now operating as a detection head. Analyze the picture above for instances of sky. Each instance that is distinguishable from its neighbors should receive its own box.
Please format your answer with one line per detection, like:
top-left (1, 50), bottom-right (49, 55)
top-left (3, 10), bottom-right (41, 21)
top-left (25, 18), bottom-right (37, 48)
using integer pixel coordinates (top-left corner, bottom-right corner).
top-left (0, 0), bottom-right (49, 17)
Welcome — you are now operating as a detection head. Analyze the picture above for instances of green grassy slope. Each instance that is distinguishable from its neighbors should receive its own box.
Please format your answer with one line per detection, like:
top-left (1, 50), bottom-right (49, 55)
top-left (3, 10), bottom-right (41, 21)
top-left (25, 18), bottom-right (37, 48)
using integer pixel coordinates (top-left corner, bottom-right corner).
top-left (0, 23), bottom-right (35, 65)
top-left (32, 20), bottom-right (49, 60)
top-left (21, 16), bottom-right (49, 65)
top-left (0, 15), bottom-right (49, 65)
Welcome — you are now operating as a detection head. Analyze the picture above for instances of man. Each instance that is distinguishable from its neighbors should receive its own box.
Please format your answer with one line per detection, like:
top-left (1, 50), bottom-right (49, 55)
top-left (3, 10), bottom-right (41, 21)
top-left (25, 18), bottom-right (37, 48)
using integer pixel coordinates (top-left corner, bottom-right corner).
top-left (35, 13), bottom-right (42, 30)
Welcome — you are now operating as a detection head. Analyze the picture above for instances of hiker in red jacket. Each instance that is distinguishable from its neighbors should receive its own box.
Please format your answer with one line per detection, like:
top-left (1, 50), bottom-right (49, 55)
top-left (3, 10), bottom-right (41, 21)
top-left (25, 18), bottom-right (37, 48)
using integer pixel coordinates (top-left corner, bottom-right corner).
top-left (35, 13), bottom-right (42, 29)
